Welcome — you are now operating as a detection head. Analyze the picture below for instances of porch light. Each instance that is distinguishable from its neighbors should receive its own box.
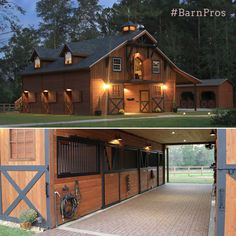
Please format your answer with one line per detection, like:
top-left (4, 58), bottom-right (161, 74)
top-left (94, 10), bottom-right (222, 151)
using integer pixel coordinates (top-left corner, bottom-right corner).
top-left (210, 130), bottom-right (216, 137)
top-left (103, 83), bottom-right (111, 90)
top-left (144, 144), bottom-right (152, 151)
top-left (109, 135), bottom-right (122, 145)
top-left (66, 89), bottom-right (72, 92)
top-left (43, 90), bottom-right (48, 93)
top-left (24, 90), bottom-right (29, 94)
top-left (161, 84), bottom-right (168, 90)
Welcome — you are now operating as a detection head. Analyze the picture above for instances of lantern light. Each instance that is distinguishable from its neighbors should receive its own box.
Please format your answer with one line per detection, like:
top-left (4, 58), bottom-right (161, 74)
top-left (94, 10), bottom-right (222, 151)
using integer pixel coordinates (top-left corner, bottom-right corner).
top-left (103, 83), bottom-right (111, 90)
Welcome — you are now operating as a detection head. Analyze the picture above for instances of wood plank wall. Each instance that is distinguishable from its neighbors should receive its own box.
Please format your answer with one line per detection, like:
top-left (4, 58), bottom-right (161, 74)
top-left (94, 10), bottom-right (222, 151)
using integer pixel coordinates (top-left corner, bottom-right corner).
top-left (50, 129), bottom-right (163, 227)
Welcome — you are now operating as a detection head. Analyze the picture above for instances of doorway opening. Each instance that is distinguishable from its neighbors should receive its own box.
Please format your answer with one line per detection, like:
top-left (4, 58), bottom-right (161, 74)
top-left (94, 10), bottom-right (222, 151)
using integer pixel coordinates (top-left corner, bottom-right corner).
top-left (167, 144), bottom-right (214, 184)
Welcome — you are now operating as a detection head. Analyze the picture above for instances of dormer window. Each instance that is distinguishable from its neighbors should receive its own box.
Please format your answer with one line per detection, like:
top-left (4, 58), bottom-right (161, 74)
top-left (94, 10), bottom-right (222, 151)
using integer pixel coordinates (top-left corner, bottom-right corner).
top-left (34, 57), bottom-right (41, 69)
top-left (65, 52), bottom-right (72, 65)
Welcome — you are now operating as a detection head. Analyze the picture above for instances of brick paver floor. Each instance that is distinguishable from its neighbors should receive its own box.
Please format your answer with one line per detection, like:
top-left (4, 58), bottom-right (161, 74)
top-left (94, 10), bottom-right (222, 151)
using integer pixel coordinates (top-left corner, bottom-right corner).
top-left (38, 184), bottom-right (212, 236)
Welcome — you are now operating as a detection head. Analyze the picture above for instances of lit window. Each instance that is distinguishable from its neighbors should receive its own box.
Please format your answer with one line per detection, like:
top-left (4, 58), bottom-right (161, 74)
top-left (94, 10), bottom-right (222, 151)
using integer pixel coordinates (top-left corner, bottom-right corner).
top-left (34, 57), bottom-right (41, 69)
top-left (153, 85), bottom-right (163, 97)
top-left (65, 51), bottom-right (72, 65)
top-left (112, 58), bottom-right (122, 72)
top-left (112, 85), bottom-right (121, 97)
top-left (134, 57), bottom-right (143, 79)
top-left (152, 60), bottom-right (160, 74)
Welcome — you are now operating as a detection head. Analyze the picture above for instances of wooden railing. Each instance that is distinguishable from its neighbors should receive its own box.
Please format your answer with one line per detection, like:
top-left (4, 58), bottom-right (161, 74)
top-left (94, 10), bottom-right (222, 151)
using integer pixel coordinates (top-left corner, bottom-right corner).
top-left (169, 166), bottom-right (212, 176)
top-left (0, 104), bottom-right (16, 112)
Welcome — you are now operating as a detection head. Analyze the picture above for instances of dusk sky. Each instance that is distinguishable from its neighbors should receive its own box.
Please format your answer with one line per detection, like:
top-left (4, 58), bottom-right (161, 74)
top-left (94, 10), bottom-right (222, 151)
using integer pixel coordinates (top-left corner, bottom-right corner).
top-left (14, 0), bottom-right (118, 28)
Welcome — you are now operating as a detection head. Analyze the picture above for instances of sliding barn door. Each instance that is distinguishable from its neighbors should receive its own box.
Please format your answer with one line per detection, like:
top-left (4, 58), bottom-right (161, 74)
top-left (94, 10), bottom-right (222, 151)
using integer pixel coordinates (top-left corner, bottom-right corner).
top-left (217, 129), bottom-right (236, 236)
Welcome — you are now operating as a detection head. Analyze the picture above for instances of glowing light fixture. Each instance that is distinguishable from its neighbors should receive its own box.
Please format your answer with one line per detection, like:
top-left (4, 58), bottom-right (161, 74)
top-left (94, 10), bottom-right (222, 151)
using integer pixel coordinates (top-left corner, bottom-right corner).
top-left (183, 139), bottom-right (187, 143)
top-left (103, 83), bottom-right (111, 90)
top-left (24, 90), bottom-right (29, 93)
top-left (210, 130), bottom-right (216, 137)
top-left (66, 89), bottom-right (72, 92)
top-left (208, 112), bottom-right (211, 115)
top-left (43, 90), bottom-right (48, 93)
top-left (171, 131), bottom-right (175, 135)
top-left (109, 134), bottom-right (123, 145)
top-left (144, 144), bottom-right (152, 151)
top-left (183, 112), bottom-right (186, 115)
top-left (161, 84), bottom-right (167, 90)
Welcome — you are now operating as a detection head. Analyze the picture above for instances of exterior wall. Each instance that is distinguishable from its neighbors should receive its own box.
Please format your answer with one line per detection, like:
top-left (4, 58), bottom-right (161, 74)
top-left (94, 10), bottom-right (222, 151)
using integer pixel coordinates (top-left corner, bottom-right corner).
top-left (0, 129), bottom-right (47, 223)
top-left (22, 70), bottom-right (91, 115)
top-left (177, 82), bottom-right (234, 109)
top-left (218, 82), bottom-right (234, 108)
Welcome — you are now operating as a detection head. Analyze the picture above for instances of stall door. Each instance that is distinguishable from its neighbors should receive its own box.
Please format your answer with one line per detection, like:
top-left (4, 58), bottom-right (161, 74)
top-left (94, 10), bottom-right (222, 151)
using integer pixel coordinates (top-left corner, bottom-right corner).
top-left (217, 129), bottom-right (236, 236)
top-left (41, 92), bottom-right (49, 114)
top-left (140, 90), bottom-right (150, 113)
top-left (64, 90), bottom-right (73, 115)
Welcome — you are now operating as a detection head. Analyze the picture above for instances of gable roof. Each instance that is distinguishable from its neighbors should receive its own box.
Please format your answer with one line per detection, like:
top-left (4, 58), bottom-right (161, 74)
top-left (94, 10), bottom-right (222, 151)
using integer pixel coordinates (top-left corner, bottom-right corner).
top-left (23, 30), bottom-right (148, 75)
top-left (30, 48), bottom-right (61, 61)
top-left (22, 29), bottom-right (199, 86)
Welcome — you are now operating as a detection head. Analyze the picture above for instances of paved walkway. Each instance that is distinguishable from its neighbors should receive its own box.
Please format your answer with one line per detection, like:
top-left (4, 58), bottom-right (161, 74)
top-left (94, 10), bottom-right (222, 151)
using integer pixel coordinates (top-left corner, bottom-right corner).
top-left (38, 184), bottom-right (212, 236)
top-left (1, 114), bottom-right (212, 127)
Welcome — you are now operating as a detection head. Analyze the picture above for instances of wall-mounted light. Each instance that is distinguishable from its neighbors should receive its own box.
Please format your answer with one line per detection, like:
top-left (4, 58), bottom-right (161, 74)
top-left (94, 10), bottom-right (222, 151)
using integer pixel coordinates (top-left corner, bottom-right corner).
top-left (66, 88), bottom-right (72, 92)
top-left (103, 83), bottom-right (111, 90)
top-left (43, 90), bottom-right (48, 93)
top-left (210, 130), bottom-right (216, 137)
top-left (171, 131), bottom-right (175, 135)
top-left (24, 90), bottom-right (29, 94)
top-left (183, 139), bottom-right (187, 143)
top-left (161, 84), bottom-right (167, 90)
top-left (144, 144), bottom-right (152, 151)
top-left (109, 135), bottom-right (122, 145)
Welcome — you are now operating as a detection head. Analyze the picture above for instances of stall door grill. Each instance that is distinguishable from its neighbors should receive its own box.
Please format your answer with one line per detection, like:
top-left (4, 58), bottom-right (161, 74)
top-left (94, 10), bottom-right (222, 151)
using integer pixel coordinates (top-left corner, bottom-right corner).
top-left (217, 129), bottom-right (236, 236)
top-left (57, 136), bottom-right (100, 178)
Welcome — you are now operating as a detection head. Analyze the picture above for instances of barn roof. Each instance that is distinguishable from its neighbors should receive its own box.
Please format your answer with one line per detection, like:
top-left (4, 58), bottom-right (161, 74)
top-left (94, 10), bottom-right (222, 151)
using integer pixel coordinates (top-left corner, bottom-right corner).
top-left (21, 29), bottom-right (200, 85)
top-left (177, 79), bottom-right (230, 87)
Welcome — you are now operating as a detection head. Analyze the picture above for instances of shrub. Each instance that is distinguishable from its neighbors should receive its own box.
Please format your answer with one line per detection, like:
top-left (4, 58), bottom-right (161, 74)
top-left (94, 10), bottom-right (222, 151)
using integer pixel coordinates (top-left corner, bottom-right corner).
top-left (154, 107), bottom-right (162, 113)
top-left (19, 209), bottom-right (38, 224)
top-left (118, 109), bottom-right (125, 115)
top-left (211, 109), bottom-right (236, 126)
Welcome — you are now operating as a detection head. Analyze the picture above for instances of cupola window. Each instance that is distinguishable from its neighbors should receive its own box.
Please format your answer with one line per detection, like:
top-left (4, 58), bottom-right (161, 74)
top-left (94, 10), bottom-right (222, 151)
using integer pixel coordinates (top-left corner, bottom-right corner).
top-left (34, 57), bottom-right (41, 69)
top-left (65, 51), bottom-right (72, 65)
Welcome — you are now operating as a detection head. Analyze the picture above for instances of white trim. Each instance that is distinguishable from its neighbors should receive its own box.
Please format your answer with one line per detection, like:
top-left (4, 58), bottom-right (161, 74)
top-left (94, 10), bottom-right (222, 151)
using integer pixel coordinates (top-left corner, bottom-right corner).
top-left (112, 57), bottom-right (122, 72)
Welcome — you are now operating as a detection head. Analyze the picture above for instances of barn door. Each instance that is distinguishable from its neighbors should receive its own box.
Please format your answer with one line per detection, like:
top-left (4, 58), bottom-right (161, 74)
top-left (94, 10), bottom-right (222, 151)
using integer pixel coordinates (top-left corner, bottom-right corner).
top-left (140, 90), bottom-right (150, 113)
top-left (0, 130), bottom-right (51, 228)
top-left (216, 129), bottom-right (236, 236)
top-left (64, 90), bottom-right (73, 115)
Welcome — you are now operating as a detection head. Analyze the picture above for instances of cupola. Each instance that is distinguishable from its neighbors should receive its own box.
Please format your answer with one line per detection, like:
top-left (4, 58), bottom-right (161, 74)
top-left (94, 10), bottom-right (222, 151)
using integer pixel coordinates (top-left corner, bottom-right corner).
top-left (121, 21), bottom-right (137, 33)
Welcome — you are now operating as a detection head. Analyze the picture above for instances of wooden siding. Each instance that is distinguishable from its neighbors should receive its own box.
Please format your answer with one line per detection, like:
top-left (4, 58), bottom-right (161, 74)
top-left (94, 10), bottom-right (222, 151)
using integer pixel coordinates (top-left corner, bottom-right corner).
top-left (104, 173), bottom-right (119, 206)
top-left (120, 170), bottom-right (139, 200)
top-left (22, 70), bottom-right (91, 115)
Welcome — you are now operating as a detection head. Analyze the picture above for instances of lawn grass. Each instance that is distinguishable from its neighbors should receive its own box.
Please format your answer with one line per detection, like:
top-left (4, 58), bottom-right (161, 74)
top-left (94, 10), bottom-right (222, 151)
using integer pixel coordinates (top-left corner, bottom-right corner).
top-left (41, 117), bottom-right (213, 127)
top-left (169, 173), bottom-right (214, 184)
top-left (0, 225), bottom-right (34, 236)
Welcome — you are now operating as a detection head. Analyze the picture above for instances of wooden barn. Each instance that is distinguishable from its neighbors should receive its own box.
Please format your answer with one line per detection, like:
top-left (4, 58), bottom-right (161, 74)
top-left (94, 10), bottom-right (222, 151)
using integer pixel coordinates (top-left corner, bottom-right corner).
top-left (21, 22), bottom-right (212, 116)
top-left (0, 128), bottom-right (235, 235)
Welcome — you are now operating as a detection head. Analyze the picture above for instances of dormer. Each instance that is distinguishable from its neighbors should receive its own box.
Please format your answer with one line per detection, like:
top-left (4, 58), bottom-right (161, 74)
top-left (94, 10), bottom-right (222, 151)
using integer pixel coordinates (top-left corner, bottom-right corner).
top-left (60, 44), bottom-right (88, 65)
top-left (34, 56), bottom-right (41, 69)
top-left (30, 48), bottom-right (58, 69)
top-left (65, 51), bottom-right (72, 65)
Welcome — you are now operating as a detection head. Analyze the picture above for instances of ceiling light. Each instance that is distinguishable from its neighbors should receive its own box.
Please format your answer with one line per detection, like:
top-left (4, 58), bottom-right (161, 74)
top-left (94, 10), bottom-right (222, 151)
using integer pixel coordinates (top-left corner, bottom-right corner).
top-left (183, 139), bottom-right (186, 142)
top-left (171, 131), bottom-right (175, 135)
top-left (210, 130), bottom-right (216, 137)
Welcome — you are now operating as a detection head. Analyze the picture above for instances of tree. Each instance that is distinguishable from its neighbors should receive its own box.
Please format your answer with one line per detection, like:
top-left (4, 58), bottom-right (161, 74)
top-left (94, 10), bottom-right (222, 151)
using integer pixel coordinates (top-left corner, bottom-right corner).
top-left (36, 0), bottom-right (73, 48)
top-left (0, 27), bottom-right (39, 102)
top-left (0, 0), bottom-right (25, 33)
top-left (70, 0), bottom-right (102, 41)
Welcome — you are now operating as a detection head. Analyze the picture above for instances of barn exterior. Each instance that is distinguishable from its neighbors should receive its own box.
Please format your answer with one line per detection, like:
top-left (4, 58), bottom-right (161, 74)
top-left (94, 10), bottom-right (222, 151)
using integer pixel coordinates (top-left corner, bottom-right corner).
top-left (0, 128), bottom-right (235, 235)
top-left (21, 23), bottom-right (208, 115)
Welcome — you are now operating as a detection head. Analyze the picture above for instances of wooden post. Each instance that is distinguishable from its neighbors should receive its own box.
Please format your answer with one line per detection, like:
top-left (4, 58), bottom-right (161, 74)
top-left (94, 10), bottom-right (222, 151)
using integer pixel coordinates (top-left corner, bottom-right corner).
top-left (194, 84), bottom-right (197, 111)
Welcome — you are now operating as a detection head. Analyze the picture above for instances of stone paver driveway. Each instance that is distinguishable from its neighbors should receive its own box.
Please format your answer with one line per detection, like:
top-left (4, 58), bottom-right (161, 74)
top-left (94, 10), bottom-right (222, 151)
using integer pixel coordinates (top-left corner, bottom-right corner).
top-left (38, 184), bottom-right (212, 236)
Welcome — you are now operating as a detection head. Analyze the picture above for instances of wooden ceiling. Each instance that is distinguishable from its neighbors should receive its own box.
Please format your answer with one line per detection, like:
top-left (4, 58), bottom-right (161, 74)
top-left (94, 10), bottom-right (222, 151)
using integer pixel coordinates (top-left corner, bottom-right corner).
top-left (122, 129), bottom-right (216, 145)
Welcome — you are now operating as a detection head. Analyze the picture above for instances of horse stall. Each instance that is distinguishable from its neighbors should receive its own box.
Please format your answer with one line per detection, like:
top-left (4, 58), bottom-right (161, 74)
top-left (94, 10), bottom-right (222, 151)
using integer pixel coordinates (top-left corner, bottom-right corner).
top-left (0, 129), bottom-right (164, 228)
